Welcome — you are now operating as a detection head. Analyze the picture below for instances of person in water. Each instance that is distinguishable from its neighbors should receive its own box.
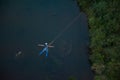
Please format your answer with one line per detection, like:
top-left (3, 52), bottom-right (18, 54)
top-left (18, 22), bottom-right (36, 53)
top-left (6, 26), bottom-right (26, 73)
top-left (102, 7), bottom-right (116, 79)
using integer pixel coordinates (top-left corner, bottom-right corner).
top-left (38, 43), bottom-right (54, 57)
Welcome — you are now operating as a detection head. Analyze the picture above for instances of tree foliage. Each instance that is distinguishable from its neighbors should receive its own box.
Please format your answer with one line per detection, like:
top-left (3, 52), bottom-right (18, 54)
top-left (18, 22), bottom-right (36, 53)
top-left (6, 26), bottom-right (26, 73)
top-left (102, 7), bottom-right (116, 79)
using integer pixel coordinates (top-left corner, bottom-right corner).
top-left (77, 0), bottom-right (120, 80)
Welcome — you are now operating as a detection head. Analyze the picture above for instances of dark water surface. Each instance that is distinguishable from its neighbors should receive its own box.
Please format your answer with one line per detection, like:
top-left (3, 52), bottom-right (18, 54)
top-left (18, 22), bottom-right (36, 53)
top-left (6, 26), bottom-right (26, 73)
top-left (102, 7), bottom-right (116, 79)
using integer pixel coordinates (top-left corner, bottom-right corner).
top-left (0, 0), bottom-right (93, 80)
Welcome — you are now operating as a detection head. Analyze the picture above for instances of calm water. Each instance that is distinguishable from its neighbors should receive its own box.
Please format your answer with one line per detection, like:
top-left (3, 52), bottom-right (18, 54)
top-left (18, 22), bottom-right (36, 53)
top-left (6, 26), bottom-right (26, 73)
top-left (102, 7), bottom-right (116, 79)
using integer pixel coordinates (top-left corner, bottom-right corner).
top-left (0, 0), bottom-right (93, 80)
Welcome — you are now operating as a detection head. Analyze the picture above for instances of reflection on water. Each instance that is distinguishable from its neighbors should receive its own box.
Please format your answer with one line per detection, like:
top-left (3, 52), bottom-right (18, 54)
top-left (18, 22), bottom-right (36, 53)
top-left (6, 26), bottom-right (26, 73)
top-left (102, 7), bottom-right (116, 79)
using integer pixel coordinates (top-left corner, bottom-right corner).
top-left (0, 0), bottom-right (93, 80)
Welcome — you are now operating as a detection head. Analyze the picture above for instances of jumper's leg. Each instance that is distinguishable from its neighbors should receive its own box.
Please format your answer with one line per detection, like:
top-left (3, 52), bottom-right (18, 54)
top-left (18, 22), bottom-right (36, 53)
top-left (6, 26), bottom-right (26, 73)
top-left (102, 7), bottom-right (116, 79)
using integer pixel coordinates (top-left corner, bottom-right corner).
top-left (39, 47), bottom-right (47, 55)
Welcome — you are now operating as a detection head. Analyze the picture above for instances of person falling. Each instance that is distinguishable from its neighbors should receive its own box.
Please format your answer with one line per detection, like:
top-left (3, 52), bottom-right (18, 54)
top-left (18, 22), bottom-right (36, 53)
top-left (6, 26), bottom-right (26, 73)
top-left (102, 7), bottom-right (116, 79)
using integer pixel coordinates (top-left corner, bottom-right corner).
top-left (38, 43), bottom-right (54, 57)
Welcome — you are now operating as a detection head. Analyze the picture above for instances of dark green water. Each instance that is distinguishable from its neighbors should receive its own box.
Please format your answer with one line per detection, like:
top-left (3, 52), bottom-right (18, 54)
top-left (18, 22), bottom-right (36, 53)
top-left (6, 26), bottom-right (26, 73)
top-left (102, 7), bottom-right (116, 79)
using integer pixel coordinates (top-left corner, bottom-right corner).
top-left (0, 0), bottom-right (93, 80)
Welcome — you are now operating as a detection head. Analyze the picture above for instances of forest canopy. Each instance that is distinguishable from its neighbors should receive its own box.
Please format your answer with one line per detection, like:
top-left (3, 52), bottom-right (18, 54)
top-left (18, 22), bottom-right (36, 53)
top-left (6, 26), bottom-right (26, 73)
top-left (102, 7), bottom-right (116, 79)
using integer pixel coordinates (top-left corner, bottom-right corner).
top-left (77, 0), bottom-right (120, 80)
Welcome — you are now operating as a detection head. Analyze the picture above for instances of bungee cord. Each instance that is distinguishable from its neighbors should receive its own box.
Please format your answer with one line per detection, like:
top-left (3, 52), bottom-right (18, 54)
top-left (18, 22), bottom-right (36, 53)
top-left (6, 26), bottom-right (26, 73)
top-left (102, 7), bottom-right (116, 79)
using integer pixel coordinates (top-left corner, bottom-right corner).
top-left (48, 13), bottom-right (81, 46)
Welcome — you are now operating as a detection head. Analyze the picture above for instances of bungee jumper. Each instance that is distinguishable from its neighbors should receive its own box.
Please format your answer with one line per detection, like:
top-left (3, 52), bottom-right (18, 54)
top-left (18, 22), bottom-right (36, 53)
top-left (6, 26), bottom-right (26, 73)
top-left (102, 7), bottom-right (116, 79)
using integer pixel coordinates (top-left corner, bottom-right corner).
top-left (38, 43), bottom-right (54, 57)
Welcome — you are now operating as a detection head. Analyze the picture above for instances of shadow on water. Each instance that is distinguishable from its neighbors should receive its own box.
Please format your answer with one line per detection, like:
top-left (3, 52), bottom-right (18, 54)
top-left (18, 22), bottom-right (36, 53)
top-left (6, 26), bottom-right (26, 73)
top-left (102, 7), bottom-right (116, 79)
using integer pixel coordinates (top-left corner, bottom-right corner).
top-left (0, 0), bottom-right (93, 80)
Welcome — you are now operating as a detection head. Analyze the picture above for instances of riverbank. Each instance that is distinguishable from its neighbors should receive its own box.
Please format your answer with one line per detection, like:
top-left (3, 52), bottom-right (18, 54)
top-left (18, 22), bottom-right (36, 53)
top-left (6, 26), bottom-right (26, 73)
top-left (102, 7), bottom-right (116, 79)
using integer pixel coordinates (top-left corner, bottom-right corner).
top-left (77, 0), bottom-right (120, 80)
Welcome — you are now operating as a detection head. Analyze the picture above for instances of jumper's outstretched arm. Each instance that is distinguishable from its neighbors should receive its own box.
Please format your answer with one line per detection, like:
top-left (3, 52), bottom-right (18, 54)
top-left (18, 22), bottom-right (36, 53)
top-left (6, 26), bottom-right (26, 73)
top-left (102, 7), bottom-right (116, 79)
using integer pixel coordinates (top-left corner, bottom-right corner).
top-left (38, 44), bottom-right (45, 47)
top-left (48, 45), bottom-right (54, 48)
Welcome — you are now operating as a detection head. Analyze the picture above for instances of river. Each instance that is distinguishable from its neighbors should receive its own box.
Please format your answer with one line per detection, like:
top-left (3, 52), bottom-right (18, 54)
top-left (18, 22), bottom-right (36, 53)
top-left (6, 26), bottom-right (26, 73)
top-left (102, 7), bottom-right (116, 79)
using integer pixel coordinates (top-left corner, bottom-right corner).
top-left (0, 0), bottom-right (93, 80)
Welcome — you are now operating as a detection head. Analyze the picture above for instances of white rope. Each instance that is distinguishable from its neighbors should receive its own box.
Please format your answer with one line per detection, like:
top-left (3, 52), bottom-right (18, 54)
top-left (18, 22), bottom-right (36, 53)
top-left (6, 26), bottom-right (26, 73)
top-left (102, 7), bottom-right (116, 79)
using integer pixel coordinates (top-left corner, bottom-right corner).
top-left (49, 14), bottom-right (81, 46)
